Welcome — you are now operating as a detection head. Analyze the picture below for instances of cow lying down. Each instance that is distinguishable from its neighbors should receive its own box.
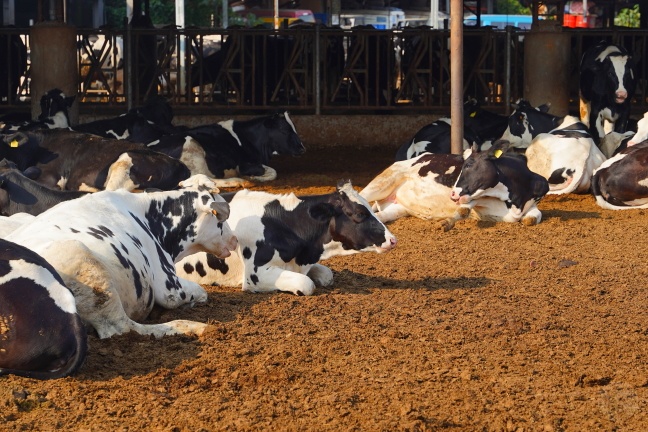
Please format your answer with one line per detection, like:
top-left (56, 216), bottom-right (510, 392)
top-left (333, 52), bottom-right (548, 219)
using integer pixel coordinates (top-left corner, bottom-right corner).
top-left (591, 140), bottom-right (648, 209)
top-left (361, 141), bottom-right (550, 230)
top-left (6, 175), bottom-right (237, 339)
top-left (524, 120), bottom-right (606, 195)
top-left (0, 238), bottom-right (87, 379)
top-left (176, 181), bottom-right (397, 296)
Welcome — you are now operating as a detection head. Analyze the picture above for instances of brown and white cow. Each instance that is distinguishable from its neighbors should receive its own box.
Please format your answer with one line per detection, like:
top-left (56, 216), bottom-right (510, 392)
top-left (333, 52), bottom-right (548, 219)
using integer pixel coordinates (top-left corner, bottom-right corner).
top-left (0, 238), bottom-right (87, 379)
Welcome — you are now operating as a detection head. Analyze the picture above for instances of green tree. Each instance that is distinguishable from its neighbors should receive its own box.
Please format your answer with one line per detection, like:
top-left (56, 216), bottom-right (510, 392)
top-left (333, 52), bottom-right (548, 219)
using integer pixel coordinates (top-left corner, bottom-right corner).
top-left (494, 0), bottom-right (531, 15)
top-left (615, 4), bottom-right (640, 28)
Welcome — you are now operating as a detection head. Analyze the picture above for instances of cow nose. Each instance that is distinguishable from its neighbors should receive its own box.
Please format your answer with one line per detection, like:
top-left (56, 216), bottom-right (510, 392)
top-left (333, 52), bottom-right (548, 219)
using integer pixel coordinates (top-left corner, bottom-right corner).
top-left (616, 90), bottom-right (628, 101)
top-left (450, 191), bottom-right (459, 202)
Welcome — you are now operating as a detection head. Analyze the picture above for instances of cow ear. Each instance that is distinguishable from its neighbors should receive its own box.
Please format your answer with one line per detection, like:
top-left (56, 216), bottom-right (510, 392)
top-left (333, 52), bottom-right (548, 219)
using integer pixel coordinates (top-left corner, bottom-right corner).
top-left (3, 132), bottom-right (28, 147)
top-left (308, 202), bottom-right (336, 222)
top-left (537, 103), bottom-right (551, 113)
top-left (22, 166), bottom-right (41, 180)
top-left (489, 140), bottom-right (510, 157)
top-left (210, 200), bottom-right (230, 222)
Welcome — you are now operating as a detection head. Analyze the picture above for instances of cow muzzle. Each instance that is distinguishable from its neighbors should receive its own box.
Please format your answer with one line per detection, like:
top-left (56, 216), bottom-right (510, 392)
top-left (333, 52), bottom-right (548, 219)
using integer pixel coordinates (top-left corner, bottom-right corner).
top-left (615, 91), bottom-right (628, 104)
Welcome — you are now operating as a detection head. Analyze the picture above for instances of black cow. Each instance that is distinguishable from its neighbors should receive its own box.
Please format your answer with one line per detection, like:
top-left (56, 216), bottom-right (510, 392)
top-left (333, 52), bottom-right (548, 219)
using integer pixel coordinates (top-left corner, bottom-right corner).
top-left (580, 41), bottom-right (637, 143)
top-left (591, 140), bottom-right (648, 210)
top-left (0, 129), bottom-right (190, 192)
top-left (446, 140), bottom-right (550, 229)
top-left (0, 238), bottom-right (87, 379)
top-left (0, 89), bottom-right (75, 133)
top-left (0, 159), bottom-right (87, 216)
top-left (147, 111), bottom-right (305, 182)
top-left (500, 99), bottom-right (572, 149)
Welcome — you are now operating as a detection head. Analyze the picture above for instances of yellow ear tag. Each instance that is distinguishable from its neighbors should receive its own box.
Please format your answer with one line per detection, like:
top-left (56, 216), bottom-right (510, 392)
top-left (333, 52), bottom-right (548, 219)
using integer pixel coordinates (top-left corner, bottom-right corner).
top-left (470, 111), bottom-right (477, 117)
top-left (10, 140), bottom-right (18, 148)
top-left (493, 149), bottom-right (503, 158)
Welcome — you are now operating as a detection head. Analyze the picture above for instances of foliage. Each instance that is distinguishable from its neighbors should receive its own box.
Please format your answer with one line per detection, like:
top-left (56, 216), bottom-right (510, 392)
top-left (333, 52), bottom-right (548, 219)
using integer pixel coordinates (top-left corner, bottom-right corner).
top-left (494, 0), bottom-right (531, 15)
top-left (104, 0), bottom-right (232, 28)
top-left (615, 4), bottom-right (640, 28)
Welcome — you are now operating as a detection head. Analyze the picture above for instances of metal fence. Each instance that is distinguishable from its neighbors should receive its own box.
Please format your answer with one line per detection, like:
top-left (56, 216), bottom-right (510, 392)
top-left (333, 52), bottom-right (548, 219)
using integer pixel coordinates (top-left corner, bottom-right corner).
top-left (3, 25), bottom-right (648, 116)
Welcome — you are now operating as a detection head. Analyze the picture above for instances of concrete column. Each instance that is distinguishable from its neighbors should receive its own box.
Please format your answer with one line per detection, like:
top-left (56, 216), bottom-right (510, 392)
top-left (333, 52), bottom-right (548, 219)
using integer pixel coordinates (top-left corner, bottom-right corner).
top-left (29, 22), bottom-right (78, 123)
top-left (523, 21), bottom-right (571, 116)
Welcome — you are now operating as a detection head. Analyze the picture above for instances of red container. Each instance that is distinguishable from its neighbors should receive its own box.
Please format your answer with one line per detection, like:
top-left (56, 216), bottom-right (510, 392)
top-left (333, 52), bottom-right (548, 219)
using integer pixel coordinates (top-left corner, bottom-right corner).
top-left (575, 15), bottom-right (588, 28)
top-left (563, 13), bottom-right (576, 27)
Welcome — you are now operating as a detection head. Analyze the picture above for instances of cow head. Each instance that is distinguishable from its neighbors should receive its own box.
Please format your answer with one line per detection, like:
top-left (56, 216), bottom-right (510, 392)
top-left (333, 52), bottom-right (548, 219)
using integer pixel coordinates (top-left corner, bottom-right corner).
top-left (451, 140), bottom-right (512, 204)
top-left (38, 89), bottom-right (75, 128)
top-left (593, 49), bottom-right (636, 105)
top-left (265, 111), bottom-right (306, 157)
top-left (313, 180), bottom-right (397, 257)
top-left (171, 178), bottom-right (237, 261)
top-left (500, 100), bottom-right (561, 148)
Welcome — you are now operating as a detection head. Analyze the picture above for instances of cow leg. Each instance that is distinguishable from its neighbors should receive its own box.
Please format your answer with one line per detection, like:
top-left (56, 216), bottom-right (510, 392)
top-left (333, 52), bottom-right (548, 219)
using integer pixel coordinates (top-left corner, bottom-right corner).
top-left (43, 240), bottom-right (209, 339)
top-left (243, 265), bottom-right (316, 296)
top-left (104, 153), bottom-right (138, 191)
top-left (521, 204), bottom-right (543, 226)
top-left (247, 165), bottom-right (277, 182)
top-left (373, 202), bottom-right (410, 223)
top-left (579, 97), bottom-right (591, 127)
top-left (306, 264), bottom-right (334, 287)
top-left (169, 278), bottom-right (209, 306)
top-left (440, 205), bottom-right (472, 231)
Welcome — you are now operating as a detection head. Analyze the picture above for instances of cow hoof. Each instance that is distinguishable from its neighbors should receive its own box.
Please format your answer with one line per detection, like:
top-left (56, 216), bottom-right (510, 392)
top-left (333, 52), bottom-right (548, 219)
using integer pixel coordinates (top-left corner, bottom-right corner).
top-left (457, 207), bottom-right (471, 218)
top-left (439, 219), bottom-right (454, 232)
top-left (522, 216), bottom-right (539, 226)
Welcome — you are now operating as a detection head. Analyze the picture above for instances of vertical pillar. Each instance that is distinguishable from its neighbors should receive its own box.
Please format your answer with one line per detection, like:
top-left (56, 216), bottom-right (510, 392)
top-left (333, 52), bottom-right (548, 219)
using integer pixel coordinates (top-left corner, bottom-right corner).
top-left (29, 22), bottom-right (78, 123)
top-left (523, 21), bottom-right (571, 116)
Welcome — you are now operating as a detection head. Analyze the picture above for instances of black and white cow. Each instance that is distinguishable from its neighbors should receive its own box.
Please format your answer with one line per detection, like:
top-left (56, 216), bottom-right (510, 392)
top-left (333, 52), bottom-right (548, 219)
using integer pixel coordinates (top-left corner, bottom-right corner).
top-left (524, 119), bottom-right (606, 194)
top-left (0, 129), bottom-right (191, 192)
top-left (176, 181), bottom-right (396, 296)
top-left (591, 140), bottom-right (648, 209)
top-left (147, 111), bottom-right (305, 184)
top-left (0, 238), bottom-right (87, 379)
top-left (446, 140), bottom-right (550, 229)
top-left (500, 99), bottom-right (573, 149)
top-left (6, 175), bottom-right (238, 338)
top-left (580, 41), bottom-right (636, 143)
top-left (72, 95), bottom-right (180, 141)
top-left (394, 100), bottom-right (507, 161)
top-left (395, 117), bottom-right (482, 160)
top-left (0, 159), bottom-right (88, 216)
top-left (0, 88), bottom-right (74, 133)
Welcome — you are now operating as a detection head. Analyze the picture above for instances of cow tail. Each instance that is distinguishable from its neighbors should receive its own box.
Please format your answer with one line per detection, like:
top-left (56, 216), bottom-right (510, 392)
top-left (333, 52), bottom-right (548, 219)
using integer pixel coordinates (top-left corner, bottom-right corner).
top-left (0, 317), bottom-right (88, 380)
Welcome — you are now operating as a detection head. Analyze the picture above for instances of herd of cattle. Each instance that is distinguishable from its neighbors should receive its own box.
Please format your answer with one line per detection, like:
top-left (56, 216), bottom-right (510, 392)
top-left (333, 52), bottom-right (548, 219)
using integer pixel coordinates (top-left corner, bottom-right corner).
top-left (0, 40), bottom-right (646, 380)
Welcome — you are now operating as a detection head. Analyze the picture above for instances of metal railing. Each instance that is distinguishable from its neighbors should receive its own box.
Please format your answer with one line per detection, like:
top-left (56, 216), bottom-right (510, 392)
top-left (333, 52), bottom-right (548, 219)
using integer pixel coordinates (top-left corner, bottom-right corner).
top-left (2, 25), bottom-right (648, 116)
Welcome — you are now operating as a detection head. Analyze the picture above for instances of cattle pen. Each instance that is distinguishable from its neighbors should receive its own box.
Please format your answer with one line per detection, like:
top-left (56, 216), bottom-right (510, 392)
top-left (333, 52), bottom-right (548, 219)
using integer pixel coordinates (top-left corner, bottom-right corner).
top-left (2, 25), bottom-right (648, 147)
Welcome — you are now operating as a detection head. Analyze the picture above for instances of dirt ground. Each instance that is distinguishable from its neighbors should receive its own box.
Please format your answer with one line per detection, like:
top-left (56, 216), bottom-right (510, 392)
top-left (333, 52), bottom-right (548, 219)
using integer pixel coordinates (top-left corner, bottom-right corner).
top-left (2, 144), bottom-right (648, 431)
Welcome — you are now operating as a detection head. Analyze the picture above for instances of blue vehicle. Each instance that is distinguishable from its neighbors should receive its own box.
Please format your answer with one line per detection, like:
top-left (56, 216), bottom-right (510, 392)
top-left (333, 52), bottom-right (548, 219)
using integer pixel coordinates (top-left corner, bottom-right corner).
top-left (464, 14), bottom-right (535, 29)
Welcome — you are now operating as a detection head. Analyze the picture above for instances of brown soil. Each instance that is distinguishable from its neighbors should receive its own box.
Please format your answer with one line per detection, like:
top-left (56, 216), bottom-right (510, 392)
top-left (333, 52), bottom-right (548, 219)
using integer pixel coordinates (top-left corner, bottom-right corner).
top-left (2, 145), bottom-right (648, 431)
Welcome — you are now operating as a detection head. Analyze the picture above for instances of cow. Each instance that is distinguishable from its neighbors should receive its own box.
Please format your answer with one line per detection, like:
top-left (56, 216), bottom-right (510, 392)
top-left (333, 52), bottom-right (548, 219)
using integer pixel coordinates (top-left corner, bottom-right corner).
top-left (175, 180), bottom-right (397, 296)
top-left (0, 238), bottom-right (87, 379)
top-left (361, 152), bottom-right (467, 223)
top-left (146, 111), bottom-right (305, 184)
top-left (591, 141), bottom-right (648, 210)
top-left (0, 129), bottom-right (191, 192)
top-left (6, 175), bottom-right (238, 339)
top-left (0, 88), bottom-right (75, 133)
top-left (524, 119), bottom-right (607, 194)
top-left (72, 95), bottom-right (180, 141)
top-left (394, 117), bottom-right (482, 160)
top-left (580, 41), bottom-right (636, 144)
top-left (446, 140), bottom-right (550, 230)
top-left (500, 99), bottom-right (573, 149)
top-left (0, 159), bottom-right (88, 216)
top-left (394, 101), bottom-right (507, 160)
